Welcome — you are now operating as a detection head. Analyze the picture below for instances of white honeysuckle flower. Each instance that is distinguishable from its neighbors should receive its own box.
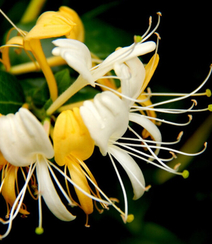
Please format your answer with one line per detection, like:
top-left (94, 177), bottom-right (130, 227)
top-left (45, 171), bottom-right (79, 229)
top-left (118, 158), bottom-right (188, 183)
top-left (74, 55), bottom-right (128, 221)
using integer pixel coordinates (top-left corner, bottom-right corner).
top-left (80, 91), bottom-right (129, 156)
top-left (0, 108), bottom-right (75, 239)
top-left (47, 14), bottom-right (160, 116)
top-left (80, 91), bottom-right (147, 222)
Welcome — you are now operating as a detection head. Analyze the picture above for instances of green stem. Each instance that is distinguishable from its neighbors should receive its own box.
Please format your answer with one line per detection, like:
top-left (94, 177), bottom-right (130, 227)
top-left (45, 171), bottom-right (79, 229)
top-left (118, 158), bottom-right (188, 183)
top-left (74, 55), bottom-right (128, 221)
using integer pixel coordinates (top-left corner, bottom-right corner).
top-left (21, 0), bottom-right (46, 23)
top-left (46, 75), bottom-right (88, 115)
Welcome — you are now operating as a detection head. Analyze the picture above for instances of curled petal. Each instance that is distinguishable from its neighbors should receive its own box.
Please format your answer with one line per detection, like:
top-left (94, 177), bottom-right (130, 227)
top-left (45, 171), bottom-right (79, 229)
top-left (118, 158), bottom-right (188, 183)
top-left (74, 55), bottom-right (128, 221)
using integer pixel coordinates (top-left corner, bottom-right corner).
top-left (36, 156), bottom-right (76, 221)
top-left (114, 57), bottom-right (145, 106)
top-left (80, 91), bottom-right (129, 155)
top-left (52, 39), bottom-right (93, 85)
top-left (0, 108), bottom-right (54, 167)
top-left (109, 145), bottom-right (146, 200)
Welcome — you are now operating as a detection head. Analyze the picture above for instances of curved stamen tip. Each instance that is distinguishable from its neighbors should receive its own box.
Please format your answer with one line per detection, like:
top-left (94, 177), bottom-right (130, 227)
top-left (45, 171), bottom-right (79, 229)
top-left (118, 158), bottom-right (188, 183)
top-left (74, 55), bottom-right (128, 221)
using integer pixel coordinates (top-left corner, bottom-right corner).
top-left (157, 12), bottom-right (162, 16)
top-left (182, 170), bottom-right (189, 179)
top-left (208, 104), bottom-right (212, 111)
top-left (127, 214), bottom-right (134, 223)
top-left (206, 89), bottom-right (211, 97)
top-left (35, 227), bottom-right (44, 235)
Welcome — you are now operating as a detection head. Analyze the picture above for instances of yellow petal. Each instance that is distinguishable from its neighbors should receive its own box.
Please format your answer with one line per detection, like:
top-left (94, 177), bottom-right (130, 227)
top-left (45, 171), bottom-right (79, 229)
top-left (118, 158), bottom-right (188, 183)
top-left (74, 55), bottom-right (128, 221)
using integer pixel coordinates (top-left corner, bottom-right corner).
top-left (1, 165), bottom-right (30, 215)
top-left (59, 6), bottom-right (84, 42)
top-left (0, 36), bottom-right (24, 71)
top-left (67, 158), bottom-right (93, 215)
top-left (24, 6), bottom-right (82, 40)
top-left (54, 107), bottom-right (95, 166)
top-left (141, 53), bottom-right (159, 91)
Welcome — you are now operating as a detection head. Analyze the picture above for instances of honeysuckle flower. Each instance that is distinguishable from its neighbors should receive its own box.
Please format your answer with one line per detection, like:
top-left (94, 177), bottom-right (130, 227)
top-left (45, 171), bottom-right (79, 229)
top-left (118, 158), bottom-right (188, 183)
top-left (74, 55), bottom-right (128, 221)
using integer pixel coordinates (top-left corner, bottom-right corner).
top-left (0, 108), bottom-right (75, 239)
top-left (80, 91), bottom-right (147, 222)
top-left (46, 13), bottom-right (162, 115)
top-left (53, 107), bottom-right (119, 226)
top-left (0, 6), bottom-right (84, 101)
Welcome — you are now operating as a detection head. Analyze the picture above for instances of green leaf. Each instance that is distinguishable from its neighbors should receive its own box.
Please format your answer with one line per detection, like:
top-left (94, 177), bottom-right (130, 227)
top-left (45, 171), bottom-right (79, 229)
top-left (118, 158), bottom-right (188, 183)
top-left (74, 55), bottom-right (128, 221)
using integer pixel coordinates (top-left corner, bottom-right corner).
top-left (83, 18), bottom-right (132, 59)
top-left (19, 76), bottom-right (49, 108)
top-left (0, 71), bottom-right (25, 114)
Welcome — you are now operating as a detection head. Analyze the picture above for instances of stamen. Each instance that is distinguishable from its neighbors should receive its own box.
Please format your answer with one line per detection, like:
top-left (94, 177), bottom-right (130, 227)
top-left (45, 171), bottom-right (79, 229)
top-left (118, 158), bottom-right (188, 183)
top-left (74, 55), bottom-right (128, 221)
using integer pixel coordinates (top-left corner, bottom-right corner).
top-left (141, 12), bottom-right (162, 43)
top-left (0, 9), bottom-right (26, 37)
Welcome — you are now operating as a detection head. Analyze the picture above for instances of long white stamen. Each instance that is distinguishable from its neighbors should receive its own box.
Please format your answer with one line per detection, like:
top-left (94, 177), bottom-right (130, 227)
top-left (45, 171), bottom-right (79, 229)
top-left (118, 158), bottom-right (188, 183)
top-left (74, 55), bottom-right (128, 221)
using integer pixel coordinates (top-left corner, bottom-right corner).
top-left (132, 114), bottom-right (193, 126)
top-left (48, 161), bottom-right (110, 205)
top-left (145, 64), bottom-right (212, 108)
top-left (108, 153), bottom-right (128, 222)
top-left (0, 163), bottom-right (35, 239)
top-left (115, 131), bottom-right (184, 145)
top-left (141, 12), bottom-right (162, 43)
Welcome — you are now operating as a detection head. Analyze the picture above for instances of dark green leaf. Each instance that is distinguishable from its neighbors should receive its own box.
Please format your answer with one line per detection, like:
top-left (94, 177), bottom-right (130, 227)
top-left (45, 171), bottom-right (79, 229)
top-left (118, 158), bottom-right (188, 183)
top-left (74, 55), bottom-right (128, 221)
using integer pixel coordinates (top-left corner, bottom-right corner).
top-left (0, 71), bottom-right (25, 114)
top-left (83, 18), bottom-right (132, 59)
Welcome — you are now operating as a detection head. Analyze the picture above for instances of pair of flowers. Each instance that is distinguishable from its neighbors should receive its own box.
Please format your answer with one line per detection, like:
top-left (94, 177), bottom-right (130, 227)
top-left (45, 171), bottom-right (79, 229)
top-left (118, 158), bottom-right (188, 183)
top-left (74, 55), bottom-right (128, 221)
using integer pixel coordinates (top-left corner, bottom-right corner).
top-left (0, 5), bottom-right (211, 240)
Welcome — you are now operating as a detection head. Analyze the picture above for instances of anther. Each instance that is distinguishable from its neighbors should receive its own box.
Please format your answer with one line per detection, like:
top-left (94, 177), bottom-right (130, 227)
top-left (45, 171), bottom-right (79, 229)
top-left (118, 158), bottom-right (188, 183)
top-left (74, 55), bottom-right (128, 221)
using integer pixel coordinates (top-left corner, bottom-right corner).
top-left (174, 163), bottom-right (181, 170)
top-left (177, 131), bottom-right (184, 140)
top-left (191, 99), bottom-right (198, 106)
top-left (157, 12), bottom-right (162, 16)
top-left (170, 151), bottom-right (177, 159)
top-left (154, 32), bottom-right (161, 40)
top-left (145, 185), bottom-right (151, 191)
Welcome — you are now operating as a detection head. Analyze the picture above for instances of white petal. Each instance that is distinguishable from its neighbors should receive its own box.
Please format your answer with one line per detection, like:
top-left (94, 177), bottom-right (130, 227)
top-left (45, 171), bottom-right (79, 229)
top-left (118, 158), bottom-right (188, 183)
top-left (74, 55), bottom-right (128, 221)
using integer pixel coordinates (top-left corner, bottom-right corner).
top-left (114, 57), bottom-right (145, 106)
top-left (129, 113), bottom-right (162, 156)
top-left (52, 39), bottom-right (94, 85)
top-left (92, 41), bottom-right (156, 80)
top-left (0, 108), bottom-right (54, 167)
top-left (36, 156), bottom-right (76, 221)
top-left (80, 91), bottom-right (129, 155)
top-left (109, 145), bottom-right (146, 200)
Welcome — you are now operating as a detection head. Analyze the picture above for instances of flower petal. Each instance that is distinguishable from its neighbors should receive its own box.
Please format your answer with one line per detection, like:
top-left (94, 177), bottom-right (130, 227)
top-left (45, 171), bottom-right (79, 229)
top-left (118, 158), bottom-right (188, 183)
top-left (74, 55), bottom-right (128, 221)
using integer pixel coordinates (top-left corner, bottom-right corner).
top-left (52, 38), bottom-right (94, 85)
top-left (54, 107), bottom-right (94, 166)
top-left (109, 145), bottom-right (146, 200)
top-left (0, 108), bottom-right (54, 167)
top-left (36, 156), bottom-right (76, 221)
top-left (80, 91), bottom-right (129, 155)
top-left (114, 57), bottom-right (145, 106)
top-left (129, 113), bottom-right (162, 156)
top-left (92, 41), bottom-right (156, 80)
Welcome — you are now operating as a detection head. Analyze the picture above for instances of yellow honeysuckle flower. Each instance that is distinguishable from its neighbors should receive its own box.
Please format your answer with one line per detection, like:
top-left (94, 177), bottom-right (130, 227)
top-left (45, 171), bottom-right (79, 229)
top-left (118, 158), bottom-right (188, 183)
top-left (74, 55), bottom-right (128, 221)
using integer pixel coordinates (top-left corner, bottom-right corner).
top-left (53, 108), bottom-right (97, 225)
top-left (1, 164), bottom-right (30, 218)
top-left (0, 6), bottom-right (84, 101)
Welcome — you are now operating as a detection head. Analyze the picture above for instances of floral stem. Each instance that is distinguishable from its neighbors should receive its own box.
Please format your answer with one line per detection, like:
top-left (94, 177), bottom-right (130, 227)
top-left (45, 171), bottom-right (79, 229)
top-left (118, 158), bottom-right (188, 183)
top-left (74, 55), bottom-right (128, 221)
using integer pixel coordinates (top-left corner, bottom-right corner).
top-left (27, 39), bottom-right (58, 101)
top-left (20, 0), bottom-right (46, 23)
top-left (46, 75), bottom-right (88, 115)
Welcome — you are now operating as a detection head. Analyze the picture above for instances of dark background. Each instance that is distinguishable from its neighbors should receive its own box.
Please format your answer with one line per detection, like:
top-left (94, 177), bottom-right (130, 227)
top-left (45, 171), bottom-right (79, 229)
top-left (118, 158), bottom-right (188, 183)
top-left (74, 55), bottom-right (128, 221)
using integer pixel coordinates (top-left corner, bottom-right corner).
top-left (0, 0), bottom-right (212, 243)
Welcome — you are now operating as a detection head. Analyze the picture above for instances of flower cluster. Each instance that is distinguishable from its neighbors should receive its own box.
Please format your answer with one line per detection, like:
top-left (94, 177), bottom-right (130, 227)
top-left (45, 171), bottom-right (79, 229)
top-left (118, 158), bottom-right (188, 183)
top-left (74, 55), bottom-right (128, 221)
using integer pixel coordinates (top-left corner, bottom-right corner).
top-left (0, 4), bottom-right (211, 239)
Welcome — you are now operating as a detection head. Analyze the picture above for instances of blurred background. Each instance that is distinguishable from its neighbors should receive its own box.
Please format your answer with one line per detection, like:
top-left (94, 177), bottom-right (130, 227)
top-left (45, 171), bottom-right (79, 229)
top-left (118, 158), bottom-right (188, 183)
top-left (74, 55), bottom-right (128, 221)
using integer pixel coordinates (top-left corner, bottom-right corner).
top-left (0, 0), bottom-right (212, 243)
